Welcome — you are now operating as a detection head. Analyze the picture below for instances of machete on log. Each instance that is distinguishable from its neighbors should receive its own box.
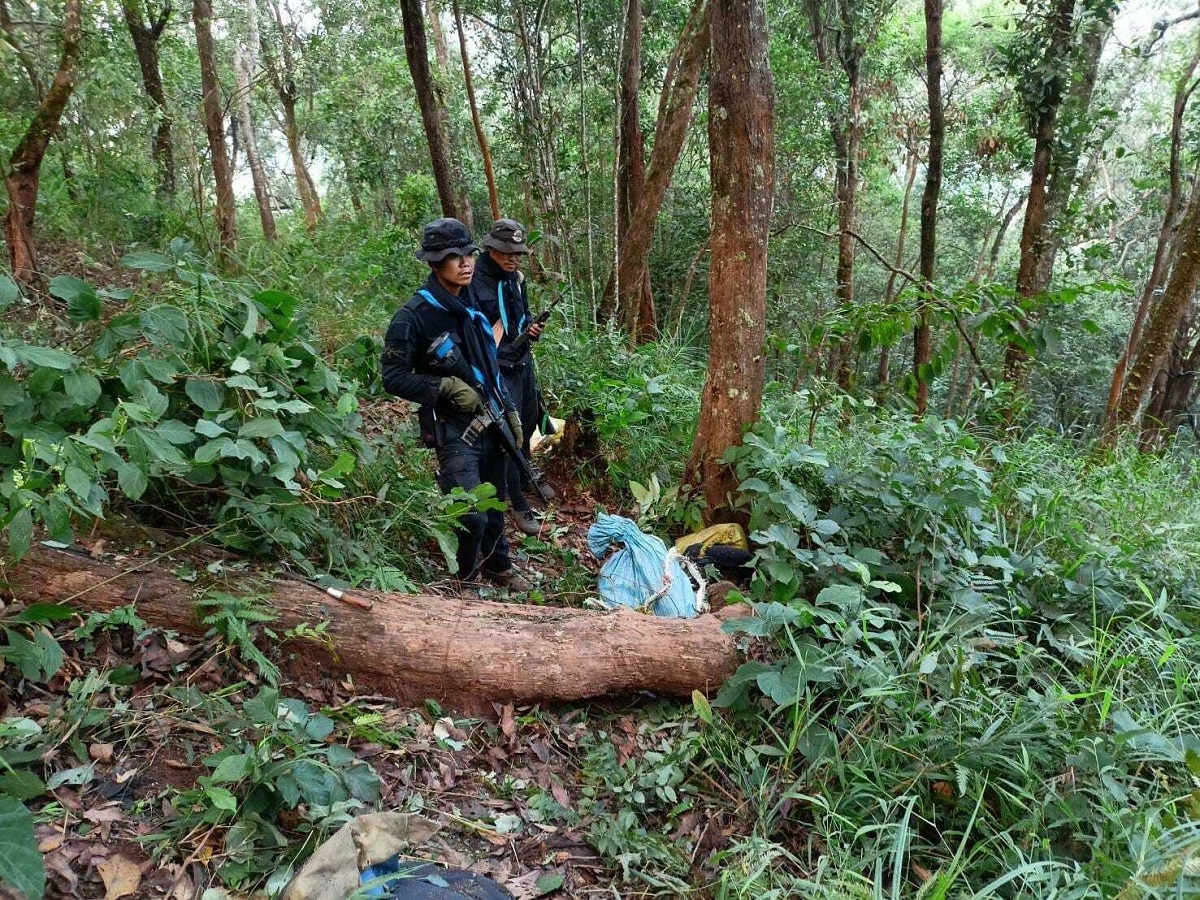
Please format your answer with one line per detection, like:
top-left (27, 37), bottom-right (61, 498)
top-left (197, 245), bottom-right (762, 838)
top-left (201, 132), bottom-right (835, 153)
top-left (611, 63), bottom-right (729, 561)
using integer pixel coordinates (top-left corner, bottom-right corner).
top-left (1, 544), bottom-right (745, 712)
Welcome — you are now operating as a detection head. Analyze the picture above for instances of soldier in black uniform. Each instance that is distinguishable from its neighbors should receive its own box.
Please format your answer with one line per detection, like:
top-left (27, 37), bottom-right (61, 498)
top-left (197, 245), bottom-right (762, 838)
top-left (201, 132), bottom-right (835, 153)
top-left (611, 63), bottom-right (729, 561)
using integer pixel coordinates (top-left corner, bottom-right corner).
top-left (381, 218), bottom-right (531, 591)
top-left (470, 219), bottom-right (554, 536)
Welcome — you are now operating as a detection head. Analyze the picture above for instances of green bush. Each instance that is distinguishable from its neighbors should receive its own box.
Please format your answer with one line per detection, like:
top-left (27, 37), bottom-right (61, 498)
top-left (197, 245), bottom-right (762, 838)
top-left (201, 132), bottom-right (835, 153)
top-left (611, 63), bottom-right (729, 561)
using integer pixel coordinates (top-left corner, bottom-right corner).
top-left (0, 240), bottom-right (368, 562)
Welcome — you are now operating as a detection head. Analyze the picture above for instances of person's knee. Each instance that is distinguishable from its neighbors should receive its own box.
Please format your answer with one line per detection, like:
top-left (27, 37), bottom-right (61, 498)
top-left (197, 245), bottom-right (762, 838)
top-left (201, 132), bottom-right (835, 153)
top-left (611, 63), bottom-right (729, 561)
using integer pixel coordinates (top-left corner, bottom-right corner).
top-left (460, 510), bottom-right (487, 540)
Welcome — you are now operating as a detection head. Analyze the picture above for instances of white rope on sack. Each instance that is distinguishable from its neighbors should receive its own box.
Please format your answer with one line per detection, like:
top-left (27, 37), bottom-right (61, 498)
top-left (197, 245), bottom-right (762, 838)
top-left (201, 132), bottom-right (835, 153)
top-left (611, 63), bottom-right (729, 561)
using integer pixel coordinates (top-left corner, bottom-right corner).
top-left (641, 548), bottom-right (708, 615)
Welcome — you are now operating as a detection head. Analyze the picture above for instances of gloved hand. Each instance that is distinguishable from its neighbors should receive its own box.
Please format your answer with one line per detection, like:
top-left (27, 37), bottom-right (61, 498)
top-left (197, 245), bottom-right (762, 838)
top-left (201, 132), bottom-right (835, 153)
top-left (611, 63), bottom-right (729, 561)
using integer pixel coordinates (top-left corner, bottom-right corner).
top-left (506, 410), bottom-right (524, 448)
top-left (438, 376), bottom-right (483, 415)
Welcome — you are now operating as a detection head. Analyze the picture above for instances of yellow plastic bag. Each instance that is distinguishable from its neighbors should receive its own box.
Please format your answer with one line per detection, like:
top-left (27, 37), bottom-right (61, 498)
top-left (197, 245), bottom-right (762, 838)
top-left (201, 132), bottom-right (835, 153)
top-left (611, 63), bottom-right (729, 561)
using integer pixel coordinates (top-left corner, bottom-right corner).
top-left (675, 523), bottom-right (749, 556)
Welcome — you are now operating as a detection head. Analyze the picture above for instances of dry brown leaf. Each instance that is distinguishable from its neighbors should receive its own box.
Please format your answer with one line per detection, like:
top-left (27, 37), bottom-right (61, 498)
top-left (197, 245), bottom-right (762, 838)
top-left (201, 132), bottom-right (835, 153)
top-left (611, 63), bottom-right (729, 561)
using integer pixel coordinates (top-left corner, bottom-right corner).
top-left (36, 833), bottom-right (63, 853)
top-left (550, 782), bottom-right (571, 808)
top-left (97, 854), bottom-right (141, 900)
top-left (83, 805), bottom-right (124, 824)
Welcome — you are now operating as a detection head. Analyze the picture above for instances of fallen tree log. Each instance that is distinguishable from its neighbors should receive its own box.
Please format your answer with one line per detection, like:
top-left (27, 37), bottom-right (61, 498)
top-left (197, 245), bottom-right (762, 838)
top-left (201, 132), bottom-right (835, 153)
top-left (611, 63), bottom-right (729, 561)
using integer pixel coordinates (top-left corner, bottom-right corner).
top-left (2, 544), bottom-right (746, 712)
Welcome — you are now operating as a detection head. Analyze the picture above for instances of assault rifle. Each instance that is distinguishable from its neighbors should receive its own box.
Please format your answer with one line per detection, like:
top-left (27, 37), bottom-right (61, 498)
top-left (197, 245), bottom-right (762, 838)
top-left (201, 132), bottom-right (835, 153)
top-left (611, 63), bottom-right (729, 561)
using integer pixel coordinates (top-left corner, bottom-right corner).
top-left (427, 333), bottom-right (552, 503)
top-left (508, 295), bottom-right (563, 356)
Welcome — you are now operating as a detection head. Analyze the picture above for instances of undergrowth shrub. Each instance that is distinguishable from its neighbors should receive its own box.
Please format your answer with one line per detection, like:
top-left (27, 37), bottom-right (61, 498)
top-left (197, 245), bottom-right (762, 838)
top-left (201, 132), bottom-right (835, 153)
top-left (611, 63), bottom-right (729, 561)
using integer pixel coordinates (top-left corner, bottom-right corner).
top-left (536, 325), bottom-right (704, 506)
top-left (708, 414), bottom-right (1200, 897)
top-left (0, 241), bottom-right (368, 563)
top-left (582, 410), bottom-right (1200, 897)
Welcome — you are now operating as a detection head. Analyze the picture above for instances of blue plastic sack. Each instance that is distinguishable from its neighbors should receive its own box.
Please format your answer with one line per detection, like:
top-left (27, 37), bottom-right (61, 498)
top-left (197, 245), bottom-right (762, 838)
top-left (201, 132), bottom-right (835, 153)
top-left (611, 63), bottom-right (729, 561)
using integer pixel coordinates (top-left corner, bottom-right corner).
top-left (587, 513), bottom-right (699, 618)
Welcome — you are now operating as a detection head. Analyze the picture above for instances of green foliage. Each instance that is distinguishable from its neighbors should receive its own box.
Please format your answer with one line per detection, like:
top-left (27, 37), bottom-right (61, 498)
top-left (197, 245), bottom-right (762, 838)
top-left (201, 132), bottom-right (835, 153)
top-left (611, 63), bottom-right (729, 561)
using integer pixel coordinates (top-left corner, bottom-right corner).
top-left (198, 591), bottom-right (283, 685)
top-left (152, 685), bottom-right (382, 890)
top-left (0, 602), bottom-right (76, 898)
top-left (537, 325), bottom-right (704, 508)
top-left (0, 796), bottom-right (43, 899)
top-left (0, 240), bottom-right (367, 563)
top-left (694, 412), bottom-right (1200, 896)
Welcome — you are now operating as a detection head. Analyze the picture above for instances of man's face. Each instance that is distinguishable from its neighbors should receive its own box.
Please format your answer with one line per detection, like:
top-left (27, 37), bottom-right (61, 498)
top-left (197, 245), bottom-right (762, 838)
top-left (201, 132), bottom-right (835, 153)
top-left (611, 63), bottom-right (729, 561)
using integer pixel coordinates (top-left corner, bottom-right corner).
top-left (489, 249), bottom-right (522, 274)
top-left (434, 252), bottom-right (476, 287)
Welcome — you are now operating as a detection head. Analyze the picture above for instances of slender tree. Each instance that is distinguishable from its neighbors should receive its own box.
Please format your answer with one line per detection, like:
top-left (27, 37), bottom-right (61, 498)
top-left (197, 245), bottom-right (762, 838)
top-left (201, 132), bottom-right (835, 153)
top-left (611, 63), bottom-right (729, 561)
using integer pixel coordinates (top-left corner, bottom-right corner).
top-left (603, 0), bottom-right (654, 333)
top-left (1005, 0), bottom-right (1111, 386)
top-left (194, 0), bottom-right (237, 263)
top-left (600, 0), bottom-right (710, 342)
top-left (260, 0), bottom-right (322, 231)
top-left (1105, 28), bottom-right (1200, 432)
top-left (400, 0), bottom-right (470, 225)
top-left (452, 0), bottom-right (500, 220)
top-left (597, 0), bottom-right (705, 340)
top-left (120, 0), bottom-right (175, 200)
top-left (913, 0), bottom-right (944, 413)
top-left (234, 42), bottom-right (276, 240)
top-left (685, 0), bottom-right (775, 521)
top-left (1108, 180), bottom-right (1200, 439)
top-left (878, 122), bottom-right (920, 385)
top-left (2, 0), bottom-right (83, 286)
top-left (805, 0), bottom-right (895, 389)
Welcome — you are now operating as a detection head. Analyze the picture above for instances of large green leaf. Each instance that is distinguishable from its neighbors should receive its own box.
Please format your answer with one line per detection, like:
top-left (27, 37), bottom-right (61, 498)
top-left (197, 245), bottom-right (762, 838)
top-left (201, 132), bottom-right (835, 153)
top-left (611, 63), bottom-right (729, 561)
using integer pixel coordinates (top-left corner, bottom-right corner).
top-left (120, 250), bottom-right (174, 273)
top-left (48, 275), bottom-right (101, 323)
top-left (0, 274), bottom-right (19, 309)
top-left (5, 509), bottom-right (33, 561)
top-left (63, 371), bottom-right (102, 408)
top-left (0, 796), bottom-right (44, 898)
top-left (185, 378), bottom-right (225, 412)
top-left (15, 346), bottom-right (78, 371)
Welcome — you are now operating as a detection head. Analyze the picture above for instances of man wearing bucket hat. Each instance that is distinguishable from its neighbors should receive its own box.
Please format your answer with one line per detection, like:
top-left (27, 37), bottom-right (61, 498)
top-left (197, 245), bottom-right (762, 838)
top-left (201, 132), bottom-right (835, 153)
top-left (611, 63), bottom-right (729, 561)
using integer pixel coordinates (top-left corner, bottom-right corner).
top-left (471, 219), bottom-right (555, 536)
top-left (381, 218), bottom-right (532, 591)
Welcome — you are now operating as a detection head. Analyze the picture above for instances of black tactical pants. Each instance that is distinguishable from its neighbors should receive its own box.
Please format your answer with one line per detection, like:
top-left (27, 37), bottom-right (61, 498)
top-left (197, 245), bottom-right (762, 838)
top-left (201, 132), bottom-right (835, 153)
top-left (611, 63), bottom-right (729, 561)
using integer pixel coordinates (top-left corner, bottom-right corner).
top-left (500, 363), bottom-right (538, 511)
top-left (435, 429), bottom-right (512, 578)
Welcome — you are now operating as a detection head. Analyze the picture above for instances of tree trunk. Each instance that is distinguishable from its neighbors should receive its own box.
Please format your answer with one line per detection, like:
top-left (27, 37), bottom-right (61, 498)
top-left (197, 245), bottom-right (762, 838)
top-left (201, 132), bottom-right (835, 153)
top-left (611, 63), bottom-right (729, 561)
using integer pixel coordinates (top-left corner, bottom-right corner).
top-left (984, 190), bottom-right (1025, 281)
top-left (280, 95), bottom-right (321, 231)
top-left (425, 0), bottom-right (473, 227)
top-left (1105, 28), bottom-right (1200, 433)
top-left (1004, 0), bottom-right (1078, 385)
top-left (914, 0), bottom-right (944, 415)
top-left (805, 0), bottom-right (866, 391)
top-left (831, 103), bottom-right (860, 390)
top-left (600, 0), bottom-right (654, 334)
top-left (1110, 180), bottom-right (1200, 437)
top-left (3, 0), bottom-right (83, 287)
top-left (1139, 307), bottom-right (1200, 449)
top-left (1034, 12), bottom-right (1109, 288)
top-left (262, 0), bottom-right (322, 232)
top-left (120, 0), bottom-right (175, 200)
top-left (600, 0), bottom-right (710, 343)
top-left (426, 0), bottom-right (453, 72)
top-left (452, 0), bottom-right (500, 220)
top-left (685, 0), bottom-right (774, 522)
top-left (878, 130), bottom-right (919, 386)
top-left (400, 0), bottom-right (470, 225)
top-left (3, 545), bottom-right (744, 714)
top-left (234, 45), bottom-right (277, 240)
top-left (194, 0), bottom-right (238, 264)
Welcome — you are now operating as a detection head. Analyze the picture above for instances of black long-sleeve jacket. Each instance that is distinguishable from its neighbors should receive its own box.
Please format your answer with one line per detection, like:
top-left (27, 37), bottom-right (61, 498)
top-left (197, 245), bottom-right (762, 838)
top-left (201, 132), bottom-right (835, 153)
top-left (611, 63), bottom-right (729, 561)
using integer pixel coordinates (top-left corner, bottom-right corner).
top-left (381, 275), bottom-right (513, 434)
top-left (470, 253), bottom-right (532, 370)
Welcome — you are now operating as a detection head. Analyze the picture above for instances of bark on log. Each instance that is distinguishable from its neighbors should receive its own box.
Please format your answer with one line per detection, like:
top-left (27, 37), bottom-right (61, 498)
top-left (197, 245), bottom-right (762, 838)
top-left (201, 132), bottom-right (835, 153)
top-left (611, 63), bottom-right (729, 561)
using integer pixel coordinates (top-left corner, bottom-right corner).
top-left (2, 545), bottom-right (744, 714)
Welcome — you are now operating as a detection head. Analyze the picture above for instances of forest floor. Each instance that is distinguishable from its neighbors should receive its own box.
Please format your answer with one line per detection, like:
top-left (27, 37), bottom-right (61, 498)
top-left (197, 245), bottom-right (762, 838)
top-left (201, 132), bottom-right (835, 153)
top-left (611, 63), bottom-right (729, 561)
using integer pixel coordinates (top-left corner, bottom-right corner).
top-left (16, 438), bottom-right (731, 899)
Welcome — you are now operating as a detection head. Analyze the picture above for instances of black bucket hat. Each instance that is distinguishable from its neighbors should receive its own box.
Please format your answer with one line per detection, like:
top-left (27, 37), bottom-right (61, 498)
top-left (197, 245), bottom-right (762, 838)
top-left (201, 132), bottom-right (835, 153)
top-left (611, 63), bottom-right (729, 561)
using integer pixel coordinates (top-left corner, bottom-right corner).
top-left (482, 219), bottom-right (531, 254)
top-left (416, 218), bottom-right (478, 262)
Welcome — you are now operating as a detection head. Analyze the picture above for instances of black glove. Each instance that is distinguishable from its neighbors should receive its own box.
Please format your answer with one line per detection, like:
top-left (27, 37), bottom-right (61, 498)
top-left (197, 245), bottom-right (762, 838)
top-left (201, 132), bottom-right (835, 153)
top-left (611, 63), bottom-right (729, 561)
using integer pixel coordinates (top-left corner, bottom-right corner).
top-left (438, 377), bottom-right (483, 415)
top-left (506, 410), bottom-right (524, 448)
